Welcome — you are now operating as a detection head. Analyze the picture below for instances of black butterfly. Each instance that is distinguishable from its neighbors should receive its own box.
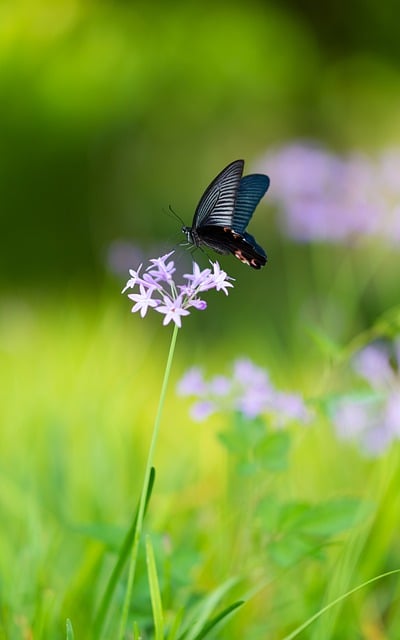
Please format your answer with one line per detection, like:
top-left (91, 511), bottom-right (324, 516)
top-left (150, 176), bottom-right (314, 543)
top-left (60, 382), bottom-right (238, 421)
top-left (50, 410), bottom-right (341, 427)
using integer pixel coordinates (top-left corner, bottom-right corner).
top-left (182, 159), bottom-right (270, 269)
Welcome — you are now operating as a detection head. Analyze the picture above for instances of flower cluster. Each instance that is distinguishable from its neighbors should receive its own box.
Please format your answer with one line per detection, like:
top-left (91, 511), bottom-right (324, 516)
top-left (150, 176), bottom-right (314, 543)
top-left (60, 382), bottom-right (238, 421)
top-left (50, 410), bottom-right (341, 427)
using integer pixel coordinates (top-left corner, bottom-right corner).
top-left (331, 341), bottom-right (400, 456)
top-left (122, 251), bottom-right (234, 327)
top-left (257, 143), bottom-right (400, 245)
top-left (177, 358), bottom-right (311, 426)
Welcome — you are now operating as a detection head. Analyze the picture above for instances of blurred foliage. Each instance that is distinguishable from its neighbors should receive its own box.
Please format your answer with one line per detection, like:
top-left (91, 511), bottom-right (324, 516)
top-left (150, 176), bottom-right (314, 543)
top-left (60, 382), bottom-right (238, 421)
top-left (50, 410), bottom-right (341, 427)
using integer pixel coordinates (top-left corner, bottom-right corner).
top-left (3, 3), bottom-right (400, 636)
top-left (2, 0), bottom-right (400, 287)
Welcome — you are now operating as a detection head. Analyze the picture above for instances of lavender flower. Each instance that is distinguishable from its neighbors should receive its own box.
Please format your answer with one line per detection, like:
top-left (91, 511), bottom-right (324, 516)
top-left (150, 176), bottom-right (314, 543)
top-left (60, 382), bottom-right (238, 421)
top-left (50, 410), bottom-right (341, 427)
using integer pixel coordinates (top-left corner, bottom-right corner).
top-left (331, 340), bottom-right (400, 456)
top-left (123, 251), bottom-right (234, 327)
top-left (177, 358), bottom-right (311, 427)
top-left (256, 142), bottom-right (400, 245)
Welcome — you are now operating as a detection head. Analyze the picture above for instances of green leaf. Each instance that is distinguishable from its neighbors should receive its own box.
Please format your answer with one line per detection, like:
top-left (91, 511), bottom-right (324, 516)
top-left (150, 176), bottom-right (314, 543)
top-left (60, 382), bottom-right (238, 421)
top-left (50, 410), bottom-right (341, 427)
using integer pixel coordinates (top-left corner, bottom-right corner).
top-left (166, 608), bottom-right (184, 640)
top-left (278, 502), bottom-right (311, 531)
top-left (66, 619), bottom-right (75, 640)
top-left (178, 578), bottom-right (238, 640)
top-left (305, 323), bottom-right (342, 359)
top-left (255, 495), bottom-right (281, 532)
top-left (192, 600), bottom-right (244, 640)
top-left (93, 466), bottom-right (156, 639)
top-left (255, 431), bottom-right (291, 471)
top-left (268, 533), bottom-right (321, 567)
top-left (295, 497), bottom-right (373, 537)
top-left (146, 535), bottom-right (165, 640)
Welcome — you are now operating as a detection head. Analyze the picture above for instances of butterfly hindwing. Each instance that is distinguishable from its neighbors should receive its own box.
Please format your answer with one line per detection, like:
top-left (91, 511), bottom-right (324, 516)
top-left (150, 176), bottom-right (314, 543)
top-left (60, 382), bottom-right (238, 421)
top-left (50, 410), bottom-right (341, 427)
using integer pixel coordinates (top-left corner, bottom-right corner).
top-left (198, 225), bottom-right (267, 269)
top-left (233, 174), bottom-right (270, 233)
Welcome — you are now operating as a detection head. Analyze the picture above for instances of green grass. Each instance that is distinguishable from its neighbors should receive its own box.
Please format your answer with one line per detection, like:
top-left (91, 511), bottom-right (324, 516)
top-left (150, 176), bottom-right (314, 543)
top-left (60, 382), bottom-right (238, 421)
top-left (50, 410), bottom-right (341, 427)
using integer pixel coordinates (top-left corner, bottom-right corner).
top-left (1, 277), bottom-right (400, 639)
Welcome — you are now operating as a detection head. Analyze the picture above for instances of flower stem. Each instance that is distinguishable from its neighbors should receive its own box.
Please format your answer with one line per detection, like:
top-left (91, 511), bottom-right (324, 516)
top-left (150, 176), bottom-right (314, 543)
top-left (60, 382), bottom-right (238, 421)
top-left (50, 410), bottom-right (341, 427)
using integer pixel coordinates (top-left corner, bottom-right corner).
top-left (118, 323), bottom-right (179, 639)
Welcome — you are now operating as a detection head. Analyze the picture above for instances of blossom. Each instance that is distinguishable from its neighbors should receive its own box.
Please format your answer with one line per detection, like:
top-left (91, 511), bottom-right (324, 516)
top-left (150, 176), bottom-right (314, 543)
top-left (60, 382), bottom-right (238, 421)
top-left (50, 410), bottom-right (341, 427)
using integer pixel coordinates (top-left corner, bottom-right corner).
top-left (256, 142), bottom-right (400, 246)
top-left (122, 251), bottom-right (234, 327)
top-left (331, 340), bottom-right (400, 456)
top-left (147, 251), bottom-right (176, 282)
top-left (177, 367), bottom-right (207, 396)
top-left (128, 284), bottom-right (159, 318)
top-left (177, 358), bottom-right (310, 427)
top-left (155, 294), bottom-right (190, 328)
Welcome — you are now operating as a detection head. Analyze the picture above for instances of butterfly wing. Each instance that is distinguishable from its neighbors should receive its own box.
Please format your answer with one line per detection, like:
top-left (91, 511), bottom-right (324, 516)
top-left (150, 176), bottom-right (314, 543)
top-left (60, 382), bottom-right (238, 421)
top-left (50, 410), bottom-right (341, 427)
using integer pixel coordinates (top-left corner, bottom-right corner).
top-left (232, 174), bottom-right (270, 233)
top-left (192, 159), bottom-right (244, 228)
top-left (197, 225), bottom-right (267, 269)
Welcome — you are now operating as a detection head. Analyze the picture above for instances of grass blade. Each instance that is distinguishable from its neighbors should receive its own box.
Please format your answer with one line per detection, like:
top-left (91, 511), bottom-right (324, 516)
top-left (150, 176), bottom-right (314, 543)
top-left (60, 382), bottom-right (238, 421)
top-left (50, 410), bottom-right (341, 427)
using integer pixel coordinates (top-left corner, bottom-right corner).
top-left (178, 578), bottom-right (238, 640)
top-left (282, 568), bottom-right (400, 640)
top-left (93, 467), bottom-right (156, 639)
top-left (146, 535), bottom-right (165, 640)
top-left (66, 619), bottom-right (75, 640)
top-left (192, 600), bottom-right (244, 640)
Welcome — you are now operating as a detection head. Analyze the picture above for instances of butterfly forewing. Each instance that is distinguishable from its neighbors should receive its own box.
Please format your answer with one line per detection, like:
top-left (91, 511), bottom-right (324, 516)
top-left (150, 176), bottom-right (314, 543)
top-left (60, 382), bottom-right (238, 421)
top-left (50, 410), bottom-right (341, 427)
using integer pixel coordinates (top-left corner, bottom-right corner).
top-left (193, 159), bottom-right (244, 228)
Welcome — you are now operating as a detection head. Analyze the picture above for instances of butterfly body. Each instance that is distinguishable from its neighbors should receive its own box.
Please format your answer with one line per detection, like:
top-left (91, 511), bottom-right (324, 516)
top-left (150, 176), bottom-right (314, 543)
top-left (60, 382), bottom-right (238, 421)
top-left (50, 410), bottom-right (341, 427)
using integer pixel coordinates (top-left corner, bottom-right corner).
top-left (182, 159), bottom-right (269, 269)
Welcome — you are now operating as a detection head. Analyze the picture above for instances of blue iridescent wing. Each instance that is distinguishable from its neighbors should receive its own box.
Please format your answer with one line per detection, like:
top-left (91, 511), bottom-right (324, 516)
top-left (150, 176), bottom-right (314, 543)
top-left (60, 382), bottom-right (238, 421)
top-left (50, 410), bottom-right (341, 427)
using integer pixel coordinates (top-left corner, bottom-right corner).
top-left (242, 231), bottom-right (267, 260)
top-left (232, 174), bottom-right (270, 233)
top-left (193, 159), bottom-right (244, 228)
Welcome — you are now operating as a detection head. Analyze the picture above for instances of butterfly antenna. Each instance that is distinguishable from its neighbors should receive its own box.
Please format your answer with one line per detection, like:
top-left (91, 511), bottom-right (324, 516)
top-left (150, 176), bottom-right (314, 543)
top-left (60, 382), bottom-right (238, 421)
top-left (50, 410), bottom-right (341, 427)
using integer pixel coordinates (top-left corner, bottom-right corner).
top-left (166, 204), bottom-right (185, 226)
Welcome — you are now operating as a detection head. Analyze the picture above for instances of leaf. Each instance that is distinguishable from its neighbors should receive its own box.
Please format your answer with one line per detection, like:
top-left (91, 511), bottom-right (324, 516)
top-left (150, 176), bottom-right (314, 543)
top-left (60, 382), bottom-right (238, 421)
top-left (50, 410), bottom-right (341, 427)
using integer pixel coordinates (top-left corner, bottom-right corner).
top-left (218, 415), bottom-right (266, 454)
top-left (305, 323), bottom-right (342, 359)
top-left (255, 431), bottom-right (290, 471)
top-left (178, 578), bottom-right (238, 640)
top-left (93, 466), bottom-right (156, 639)
top-left (295, 497), bottom-right (373, 537)
top-left (146, 535), bottom-right (165, 640)
top-left (66, 619), bottom-right (75, 640)
top-left (255, 495), bottom-right (281, 532)
top-left (268, 533), bottom-right (321, 568)
top-left (192, 600), bottom-right (244, 640)
top-left (166, 608), bottom-right (184, 640)
top-left (278, 502), bottom-right (311, 531)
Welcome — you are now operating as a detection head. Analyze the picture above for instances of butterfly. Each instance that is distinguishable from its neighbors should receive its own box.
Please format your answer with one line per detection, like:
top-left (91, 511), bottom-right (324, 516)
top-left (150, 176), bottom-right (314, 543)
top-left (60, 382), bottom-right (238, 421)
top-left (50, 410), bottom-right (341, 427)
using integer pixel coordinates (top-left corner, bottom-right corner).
top-left (182, 159), bottom-right (270, 269)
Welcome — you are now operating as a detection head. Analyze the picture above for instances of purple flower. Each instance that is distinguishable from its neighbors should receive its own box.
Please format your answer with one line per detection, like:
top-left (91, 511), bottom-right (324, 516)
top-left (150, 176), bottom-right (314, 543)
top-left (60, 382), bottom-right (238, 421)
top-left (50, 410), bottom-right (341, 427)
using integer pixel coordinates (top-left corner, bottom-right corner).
top-left (177, 367), bottom-right (207, 396)
top-left (147, 251), bottom-right (176, 282)
top-left (209, 375), bottom-right (231, 396)
top-left (209, 262), bottom-right (235, 295)
top-left (190, 400), bottom-right (216, 421)
top-left (123, 251), bottom-right (234, 327)
top-left (353, 345), bottom-right (393, 388)
top-left (177, 358), bottom-right (310, 426)
top-left (128, 284), bottom-right (159, 318)
top-left (155, 294), bottom-right (190, 328)
top-left (331, 340), bottom-right (400, 456)
top-left (256, 142), bottom-right (400, 246)
top-left (122, 264), bottom-right (144, 293)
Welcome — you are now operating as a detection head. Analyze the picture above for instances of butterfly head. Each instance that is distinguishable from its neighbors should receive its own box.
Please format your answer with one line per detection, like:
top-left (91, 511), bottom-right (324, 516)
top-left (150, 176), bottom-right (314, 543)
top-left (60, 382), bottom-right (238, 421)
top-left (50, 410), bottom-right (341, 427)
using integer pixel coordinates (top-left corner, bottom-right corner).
top-left (182, 225), bottom-right (196, 246)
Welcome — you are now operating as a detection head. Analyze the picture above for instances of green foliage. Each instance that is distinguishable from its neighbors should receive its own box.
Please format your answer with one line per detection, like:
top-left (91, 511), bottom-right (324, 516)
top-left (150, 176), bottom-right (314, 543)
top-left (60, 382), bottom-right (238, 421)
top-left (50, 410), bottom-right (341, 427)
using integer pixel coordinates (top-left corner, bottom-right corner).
top-left (219, 414), bottom-right (291, 475)
top-left (3, 1), bottom-right (400, 637)
top-left (66, 619), bottom-right (75, 640)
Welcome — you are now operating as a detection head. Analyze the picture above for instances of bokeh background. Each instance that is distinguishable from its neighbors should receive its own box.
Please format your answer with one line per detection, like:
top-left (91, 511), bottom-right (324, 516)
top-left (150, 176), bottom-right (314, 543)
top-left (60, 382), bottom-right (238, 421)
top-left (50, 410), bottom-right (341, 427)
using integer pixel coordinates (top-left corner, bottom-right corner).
top-left (3, 0), bottom-right (400, 351)
top-left (2, 1), bottom-right (400, 638)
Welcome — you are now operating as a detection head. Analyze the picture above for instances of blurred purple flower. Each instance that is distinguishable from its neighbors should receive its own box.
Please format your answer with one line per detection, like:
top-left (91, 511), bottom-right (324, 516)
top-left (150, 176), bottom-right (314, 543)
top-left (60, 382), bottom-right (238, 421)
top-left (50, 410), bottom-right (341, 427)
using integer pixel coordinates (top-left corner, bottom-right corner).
top-left (190, 400), bottom-right (216, 421)
top-left (123, 252), bottom-right (234, 327)
top-left (209, 375), bottom-right (231, 396)
top-left (177, 358), bottom-right (311, 426)
top-left (331, 340), bottom-right (400, 456)
top-left (177, 367), bottom-right (207, 396)
top-left (256, 142), bottom-right (400, 245)
top-left (353, 344), bottom-right (393, 388)
top-left (108, 240), bottom-right (176, 277)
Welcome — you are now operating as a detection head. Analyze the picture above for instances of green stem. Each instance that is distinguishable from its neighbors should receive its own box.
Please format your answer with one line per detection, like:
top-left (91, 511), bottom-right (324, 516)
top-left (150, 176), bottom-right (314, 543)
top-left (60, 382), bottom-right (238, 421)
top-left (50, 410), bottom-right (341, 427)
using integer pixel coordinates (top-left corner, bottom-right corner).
top-left (118, 323), bottom-right (179, 639)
